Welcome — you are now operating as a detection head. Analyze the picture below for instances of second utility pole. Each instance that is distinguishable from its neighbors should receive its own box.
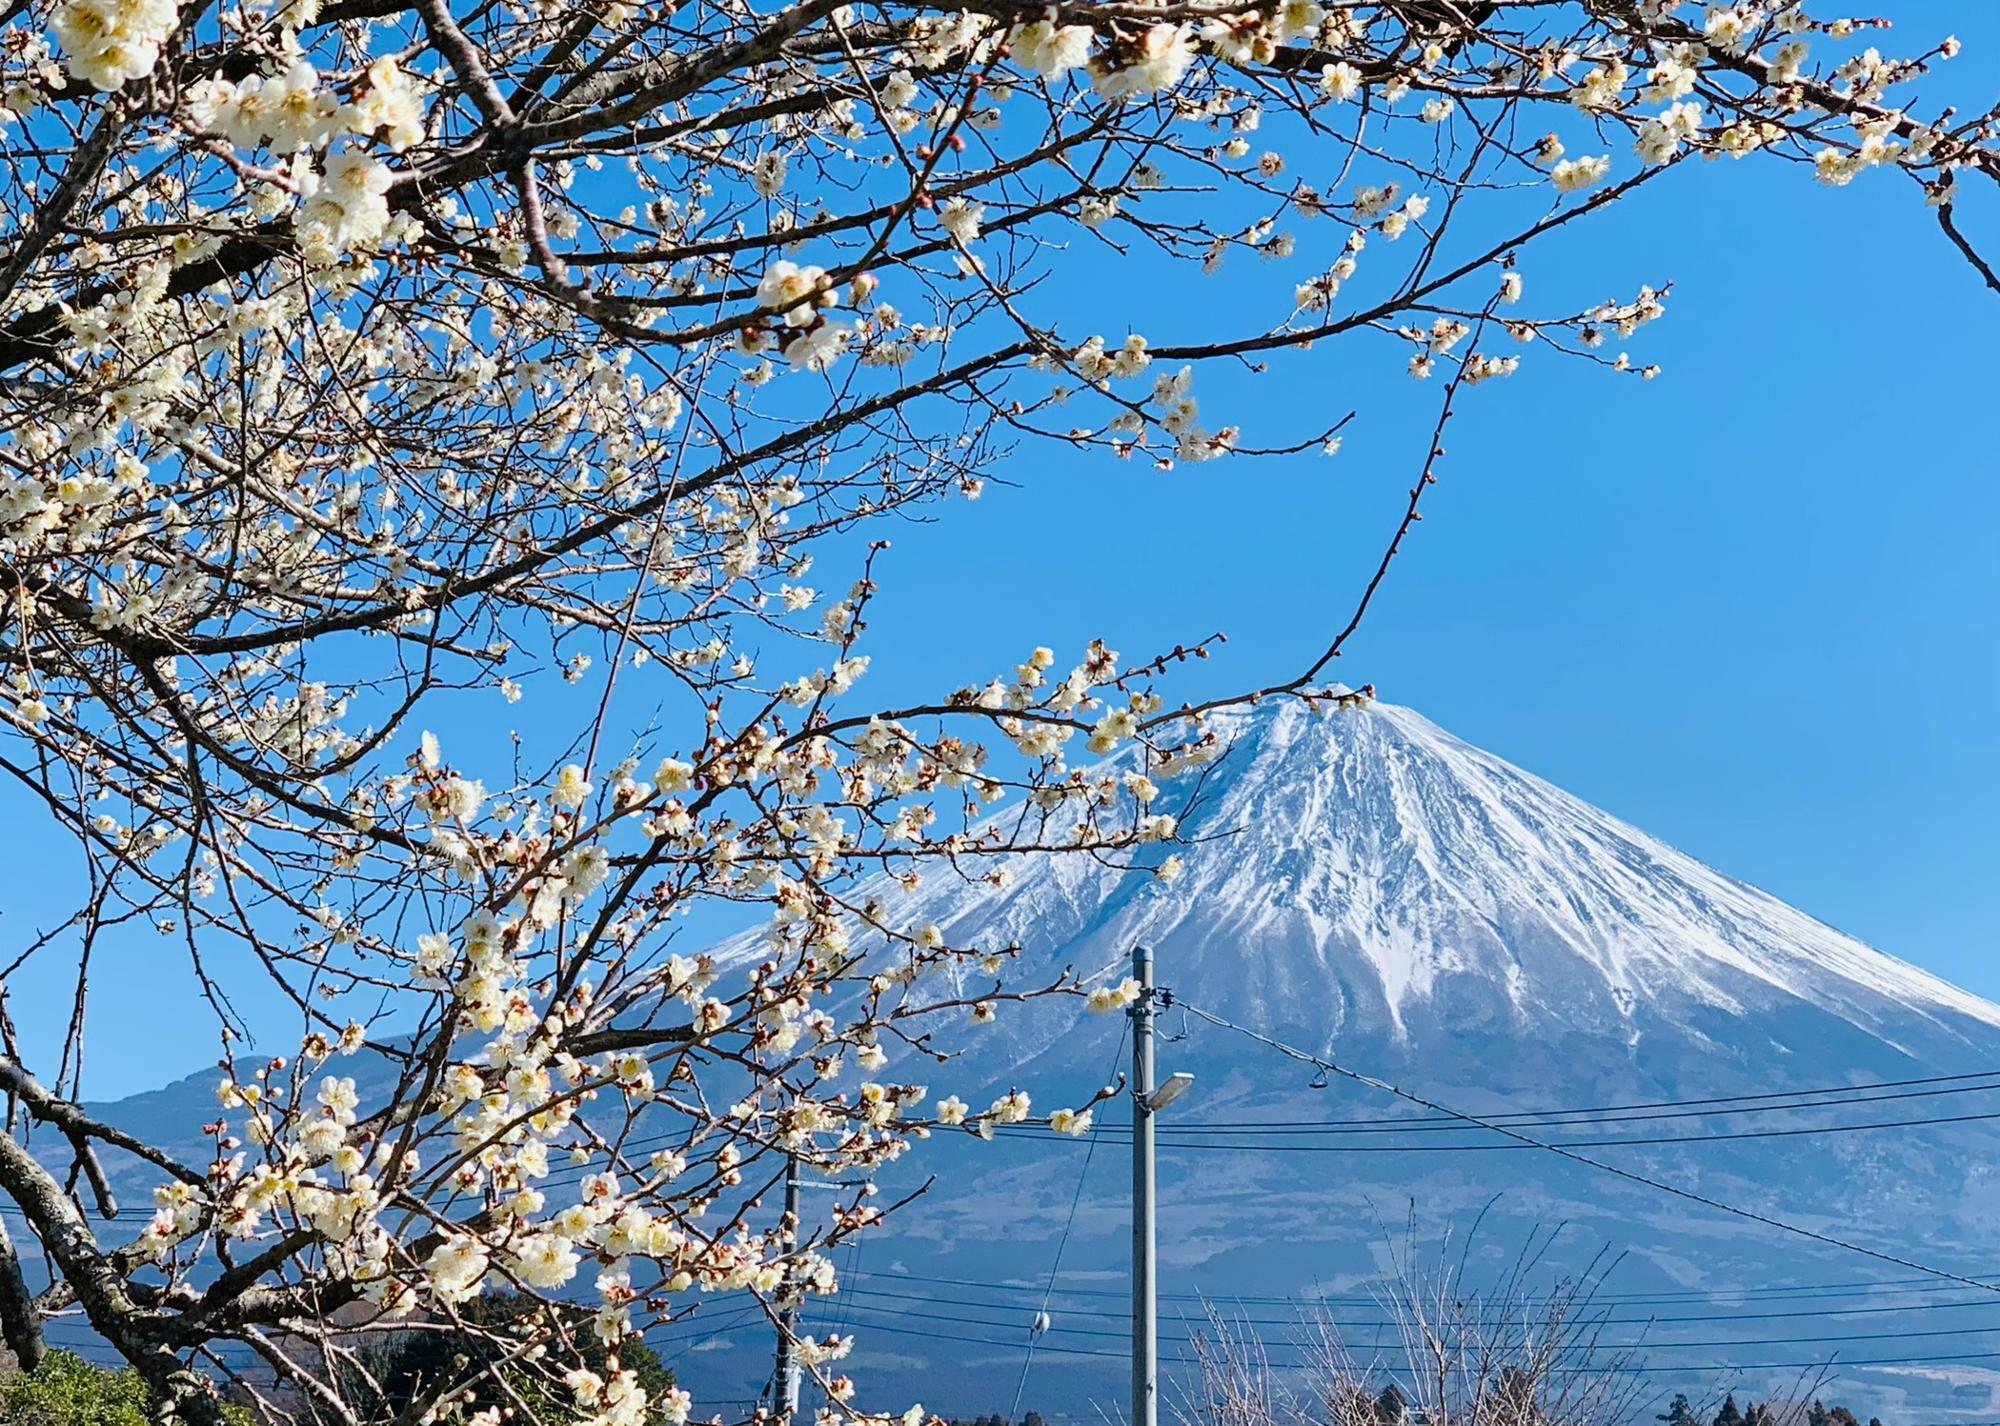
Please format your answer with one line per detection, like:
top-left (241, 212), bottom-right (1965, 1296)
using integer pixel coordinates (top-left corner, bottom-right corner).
top-left (1130, 944), bottom-right (1158, 1426)
top-left (774, 1155), bottom-right (802, 1420)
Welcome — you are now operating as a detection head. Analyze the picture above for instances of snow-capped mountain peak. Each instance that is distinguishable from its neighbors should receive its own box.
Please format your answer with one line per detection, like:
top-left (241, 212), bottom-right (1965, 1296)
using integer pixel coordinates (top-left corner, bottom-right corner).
top-left (824, 694), bottom-right (2000, 1083)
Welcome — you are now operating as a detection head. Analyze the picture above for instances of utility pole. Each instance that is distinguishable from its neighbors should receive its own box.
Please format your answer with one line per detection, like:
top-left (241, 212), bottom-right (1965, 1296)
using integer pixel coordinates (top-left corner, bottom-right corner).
top-left (774, 1154), bottom-right (803, 1421)
top-left (1130, 944), bottom-right (1157, 1426)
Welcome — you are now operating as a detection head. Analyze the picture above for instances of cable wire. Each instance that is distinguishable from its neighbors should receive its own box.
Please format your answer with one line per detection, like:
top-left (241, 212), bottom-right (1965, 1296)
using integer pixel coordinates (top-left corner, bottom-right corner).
top-left (1177, 1001), bottom-right (2000, 1299)
top-left (800, 1301), bottom-right (2000, 1376)
top-left (995, 1105), bottom-right (2000, 1151)
top-left (1138, 1071), bottom-right (2000, 1130)
top-left (1010, 1021), bottom-right (1127, 1418)
top-left (481, 1068), bottom-right (2000, 1196)
top-left (851, 1265), bottom-right (2000, 1308)
top-left (838, 1279), bottom-right (2000, 1328)
top-left (831, 1286), bottom-right (2000, 1352)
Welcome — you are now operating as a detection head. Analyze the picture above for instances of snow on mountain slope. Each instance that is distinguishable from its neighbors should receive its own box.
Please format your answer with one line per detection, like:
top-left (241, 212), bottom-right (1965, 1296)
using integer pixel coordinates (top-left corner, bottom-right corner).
top-left (713, 694), bottom-right (2000, 1092)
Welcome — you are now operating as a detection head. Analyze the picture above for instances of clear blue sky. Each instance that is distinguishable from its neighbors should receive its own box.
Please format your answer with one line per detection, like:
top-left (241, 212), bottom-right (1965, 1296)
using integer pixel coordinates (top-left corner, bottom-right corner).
top-left (849, 9), bottom-right (2000, 1004)
top-left (14, 6), bottom-right (1998, 1100)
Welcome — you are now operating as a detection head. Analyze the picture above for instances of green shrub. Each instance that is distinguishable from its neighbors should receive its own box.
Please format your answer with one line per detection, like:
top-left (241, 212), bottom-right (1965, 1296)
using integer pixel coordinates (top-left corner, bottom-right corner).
top-left (0, 1351), bottom-right (152, 1426)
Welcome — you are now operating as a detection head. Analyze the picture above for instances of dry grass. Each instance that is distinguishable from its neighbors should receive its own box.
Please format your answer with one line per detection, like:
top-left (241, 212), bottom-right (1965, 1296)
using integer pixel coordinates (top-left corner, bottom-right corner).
top-left (1168, 1221), bottom-right (1799, 1426)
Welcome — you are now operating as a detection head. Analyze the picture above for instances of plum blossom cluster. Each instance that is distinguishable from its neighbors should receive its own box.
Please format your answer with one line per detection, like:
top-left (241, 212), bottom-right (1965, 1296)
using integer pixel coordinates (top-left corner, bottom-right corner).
top-left (48, 0), bottom-right (177, 89)
top-left (60, 622), bottom-right (1220, 1419)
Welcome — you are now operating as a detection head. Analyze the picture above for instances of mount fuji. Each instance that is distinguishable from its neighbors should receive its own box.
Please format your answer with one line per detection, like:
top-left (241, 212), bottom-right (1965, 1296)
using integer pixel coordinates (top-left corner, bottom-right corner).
top-left (799, 693), bottom-right (2000, 1085)
top-left (73, 695), bottom-right (2000, 1420)
top-left (686, 696), bottom-right (2000, 1421)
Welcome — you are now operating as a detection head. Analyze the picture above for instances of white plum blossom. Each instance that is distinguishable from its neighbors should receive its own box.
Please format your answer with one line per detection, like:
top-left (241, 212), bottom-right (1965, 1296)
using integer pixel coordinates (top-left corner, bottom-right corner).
top-left (352, 58), bottom-right (425, 151)
top-left (1570, 60), bottom-right (1630, 111)
top-left (187, 60), bottom-right (343, 154)
top-left (752, 151), bottom-right (788, 197)
top-left (1320, 61), bottom-right (1363, 100)
top-left (1551, 154), bottom-right (1612, 193)
top-left (425, 1235), bottom-right (490, 1303)
top-left (938, 197), bottom-right (984, 244)
top-left (1091, 24), bottom-right (1197, 100)
top-left (51, 0), bottom-right (178, 90)
top-left (554, 764), bottom-right (592, 808)
top-left (1009, 21), bottom-right (1094, 78)
top-left (512, 1232), bottom-right (583, 1289)
top-left (1050, 1107), bottom-right (1094, 1136)
top-left (1635, 102), bottom-right (1703, 165)
top-left (756, 260), bottom-right (831, 325)
top-left (1086, 977), bottom-right (1143, 1013)
top-left (782, 322), bottom-right (852, 371)
top-left (1703, 5), bottom-right (1752, 53)
top-left (298, 147), bottom-right (394, 263)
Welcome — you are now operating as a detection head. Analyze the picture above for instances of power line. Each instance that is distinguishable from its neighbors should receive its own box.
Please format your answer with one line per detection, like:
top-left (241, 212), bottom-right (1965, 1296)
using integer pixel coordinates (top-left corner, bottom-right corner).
top-left (652, 1305), bottom-right (767, 1354)
top-left (1114, 1076), bottom-right (2000, 1135)
top-left (837, 1279), bottom-right (2000, 1328)
top-left (996, 1105), bottom-right (2000, 1151)
top-left (1468, 1066), bottom-right (2000, 1115)
top-left (1012, 1022), bottom-right (1127, 1418)
top-left (827, 1288), bottom-right (2000, 1352)
top-left (13, 1063), bottom-right (1960, 1221)
top-left (798, 1303), bottom-right (2000, 1377)
top-left (16, 1035), bottom-right (1999, 1384)
top-left (851, 1266), bottom-right (2000, 1309)
top-left (600, 1274), bottom-right (2000, 1366)
top-left (11, 1069), bottom-right (1996, 1210)
top-left (1177, 1001), bottom-right (2000, 1299)
top-left (852, 1264), bottom-right (2000, 1304)
top-left (483, 1069), bottom-right (2000, 1194)
top-left (651, 1305), bottom-right (767, 1339)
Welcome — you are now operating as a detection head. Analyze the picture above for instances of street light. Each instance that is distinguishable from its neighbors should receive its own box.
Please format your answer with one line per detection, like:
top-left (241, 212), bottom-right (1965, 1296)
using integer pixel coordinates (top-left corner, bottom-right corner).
top-left (1146, 1072), bottom-right (1196, 1113)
